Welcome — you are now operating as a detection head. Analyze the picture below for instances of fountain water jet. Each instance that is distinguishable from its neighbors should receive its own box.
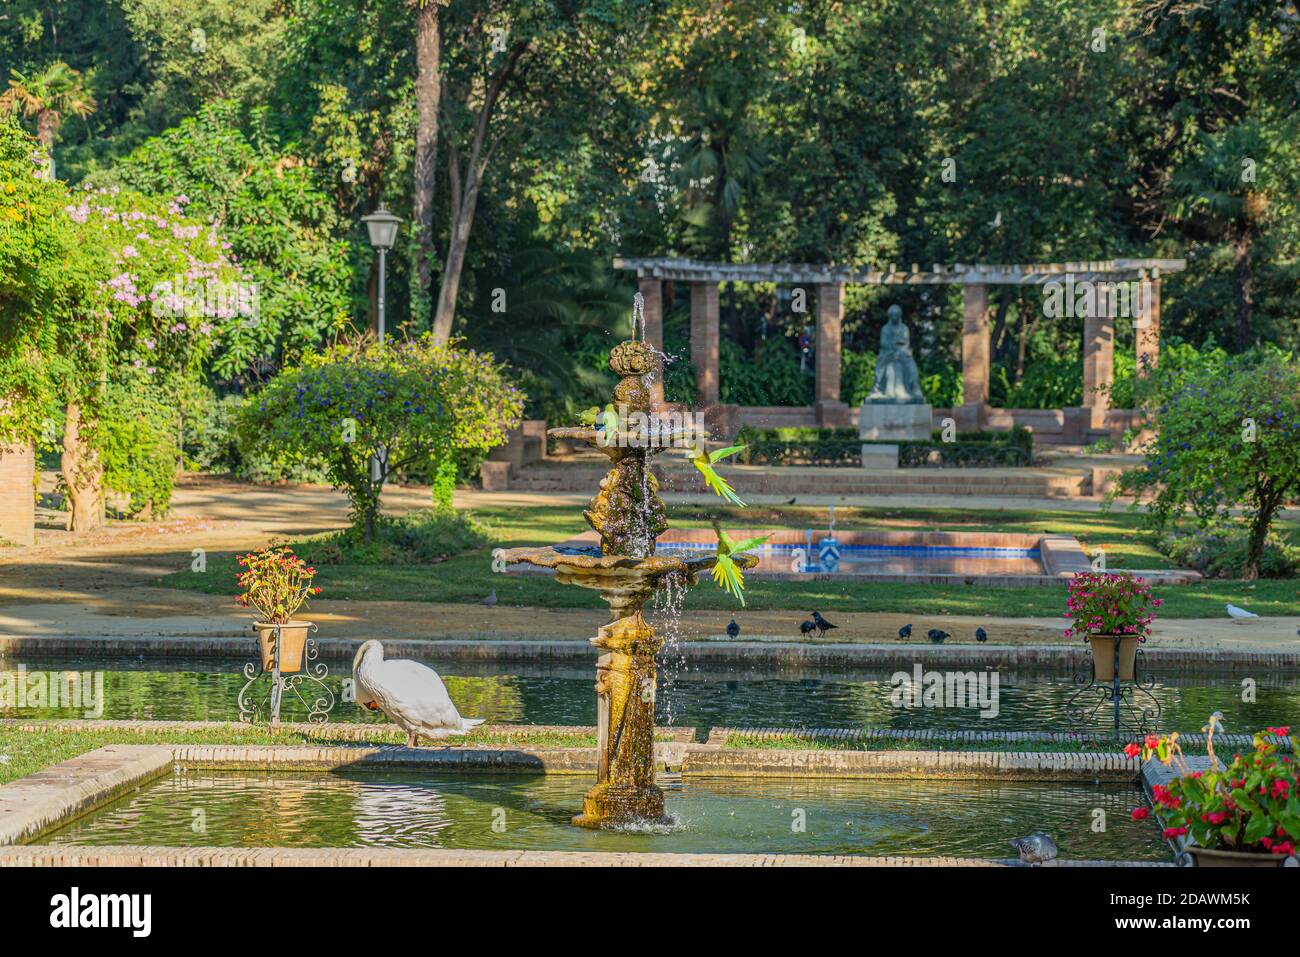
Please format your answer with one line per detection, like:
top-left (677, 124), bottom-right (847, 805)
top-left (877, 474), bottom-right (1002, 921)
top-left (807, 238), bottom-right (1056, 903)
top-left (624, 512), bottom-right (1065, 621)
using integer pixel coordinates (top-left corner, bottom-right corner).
top-left (501, 318), bottom-right (754, 828)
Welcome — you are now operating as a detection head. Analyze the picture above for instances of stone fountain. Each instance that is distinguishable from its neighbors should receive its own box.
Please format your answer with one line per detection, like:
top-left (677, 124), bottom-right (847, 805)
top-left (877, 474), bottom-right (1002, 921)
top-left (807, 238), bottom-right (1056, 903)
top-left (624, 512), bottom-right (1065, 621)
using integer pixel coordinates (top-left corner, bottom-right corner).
top-left (500, 308), bottom-right (755, 828)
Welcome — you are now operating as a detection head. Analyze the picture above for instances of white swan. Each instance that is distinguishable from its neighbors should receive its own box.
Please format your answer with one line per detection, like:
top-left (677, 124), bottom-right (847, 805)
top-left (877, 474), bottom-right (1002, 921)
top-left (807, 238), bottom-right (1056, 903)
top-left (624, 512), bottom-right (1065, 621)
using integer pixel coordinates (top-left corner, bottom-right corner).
top-left (352, 640), bottom-right (485, 746)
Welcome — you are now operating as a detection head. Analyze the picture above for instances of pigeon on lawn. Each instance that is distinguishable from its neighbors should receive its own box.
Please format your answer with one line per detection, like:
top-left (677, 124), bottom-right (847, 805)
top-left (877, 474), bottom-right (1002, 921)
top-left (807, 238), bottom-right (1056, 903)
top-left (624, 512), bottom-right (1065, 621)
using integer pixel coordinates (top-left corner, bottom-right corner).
top-left (975, 627), bottom-right (988, 643)
top-left (1011, 831), bottom-right (1058, 865)
top-left (726, 618), bottom-right (740, 639)
top-left (811, 611), bottom-right (838, 637)
top-left (927, 629), bottom-right (950, 644)
top-left (479, 589), bottom-right (498, 607)
top-left (1226, 603), bottom-right (1258, 622)
top-left (799, 620), bottom-right (817, 638)
top-left (898, 624), bottom-right (912, 640)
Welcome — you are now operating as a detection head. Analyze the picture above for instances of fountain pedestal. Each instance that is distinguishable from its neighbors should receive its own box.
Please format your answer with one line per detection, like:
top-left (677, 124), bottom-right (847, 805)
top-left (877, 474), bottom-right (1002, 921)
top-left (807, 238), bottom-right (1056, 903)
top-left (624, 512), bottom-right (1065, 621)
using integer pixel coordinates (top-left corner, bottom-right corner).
top-left (573, 612), bottom-right (666, 827)
top-left (500, 328), bottom-right (754, 829)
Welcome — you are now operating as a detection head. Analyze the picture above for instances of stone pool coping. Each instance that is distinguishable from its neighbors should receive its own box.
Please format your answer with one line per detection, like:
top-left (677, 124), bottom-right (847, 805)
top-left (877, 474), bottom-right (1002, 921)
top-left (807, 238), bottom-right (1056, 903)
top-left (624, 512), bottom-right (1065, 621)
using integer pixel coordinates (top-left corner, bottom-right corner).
top-left (1, 742), bottom-right (1145, 848)
top-left (10, 719), bottom-right (1288, 756)
top-left (5, 635), bottom-right (1298, 671)
top-left (706, 727), bottom-right (1292, 753)
top-left (0, 846), bottom-right (1168, 867)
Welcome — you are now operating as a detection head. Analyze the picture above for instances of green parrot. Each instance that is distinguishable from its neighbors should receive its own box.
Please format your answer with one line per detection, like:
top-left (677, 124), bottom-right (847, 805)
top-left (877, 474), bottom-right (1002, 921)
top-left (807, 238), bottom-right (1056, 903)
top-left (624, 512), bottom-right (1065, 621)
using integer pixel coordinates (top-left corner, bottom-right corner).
top-left (578, 404), bottom-right (620, 435)
top-left (689, 442), bottom-right (747, 506)
top-left (709, 519), bottom-right (769, 606)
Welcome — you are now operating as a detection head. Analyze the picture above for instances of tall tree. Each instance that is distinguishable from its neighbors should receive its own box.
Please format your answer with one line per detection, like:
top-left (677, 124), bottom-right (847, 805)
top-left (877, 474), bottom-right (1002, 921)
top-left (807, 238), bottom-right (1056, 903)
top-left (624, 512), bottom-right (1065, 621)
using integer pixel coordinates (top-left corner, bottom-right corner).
top-left (432, 32), bottom-right (529, 344)
top-left (0, 61), bottom-right (95, 179)
top-left (413, 0), bottom-right (443, 320)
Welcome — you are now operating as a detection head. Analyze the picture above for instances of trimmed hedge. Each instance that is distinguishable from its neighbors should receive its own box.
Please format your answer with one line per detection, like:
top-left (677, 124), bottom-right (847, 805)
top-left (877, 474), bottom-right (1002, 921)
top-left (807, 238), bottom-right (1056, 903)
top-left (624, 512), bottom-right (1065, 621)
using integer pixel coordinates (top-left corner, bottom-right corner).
top-left (737, 426), bottom-right (1033, 468)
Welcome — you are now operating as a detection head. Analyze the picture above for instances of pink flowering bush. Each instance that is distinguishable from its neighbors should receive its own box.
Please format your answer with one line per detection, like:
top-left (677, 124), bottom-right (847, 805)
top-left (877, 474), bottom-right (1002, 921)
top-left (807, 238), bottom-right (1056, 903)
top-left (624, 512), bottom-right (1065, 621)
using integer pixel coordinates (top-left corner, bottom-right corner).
top-left (63, 184), bottom-right (252, 375)
top-left (1062, 571), bottom-right (1163, 640)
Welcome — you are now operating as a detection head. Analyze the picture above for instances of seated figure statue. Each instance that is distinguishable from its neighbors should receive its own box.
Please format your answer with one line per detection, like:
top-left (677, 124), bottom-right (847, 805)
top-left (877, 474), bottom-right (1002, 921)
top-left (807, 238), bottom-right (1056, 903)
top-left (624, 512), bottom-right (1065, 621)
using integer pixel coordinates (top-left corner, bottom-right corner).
top-left (867, 304), bottom-right (926, 404)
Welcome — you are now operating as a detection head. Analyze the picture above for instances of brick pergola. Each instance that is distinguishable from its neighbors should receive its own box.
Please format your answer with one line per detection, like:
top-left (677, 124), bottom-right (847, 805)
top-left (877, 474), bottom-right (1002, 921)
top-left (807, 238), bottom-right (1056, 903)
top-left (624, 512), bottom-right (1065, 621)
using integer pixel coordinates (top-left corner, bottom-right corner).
top-left (615, 257), bottom-right (1185, 435)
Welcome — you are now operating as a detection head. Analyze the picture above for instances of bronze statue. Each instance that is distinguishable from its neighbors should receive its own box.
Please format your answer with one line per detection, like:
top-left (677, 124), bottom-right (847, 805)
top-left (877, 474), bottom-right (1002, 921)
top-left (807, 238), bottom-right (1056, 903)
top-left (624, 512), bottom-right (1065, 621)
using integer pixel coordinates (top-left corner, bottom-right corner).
top-left (868, 304), bottom-right (926, 404)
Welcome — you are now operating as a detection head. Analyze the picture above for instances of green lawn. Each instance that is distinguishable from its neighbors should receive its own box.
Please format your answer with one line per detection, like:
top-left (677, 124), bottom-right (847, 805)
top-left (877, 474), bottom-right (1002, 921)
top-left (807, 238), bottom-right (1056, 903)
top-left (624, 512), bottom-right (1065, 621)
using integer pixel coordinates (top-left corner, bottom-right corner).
top-left (0, 723), bottom-right (607, 787)
top-left (160, 503), bottom-right (1300, 619)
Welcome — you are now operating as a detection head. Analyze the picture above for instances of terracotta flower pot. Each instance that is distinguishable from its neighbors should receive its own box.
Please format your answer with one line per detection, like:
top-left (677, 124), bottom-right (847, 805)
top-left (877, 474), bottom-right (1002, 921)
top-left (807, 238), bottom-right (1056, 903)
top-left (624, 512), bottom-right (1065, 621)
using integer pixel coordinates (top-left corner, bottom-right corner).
top-left (1186, 846), bottom-right (1293, 868)
top-left (255, 621), bottom-right (311, 674)
top-left (1088, 633), bottom-right (1138, 682)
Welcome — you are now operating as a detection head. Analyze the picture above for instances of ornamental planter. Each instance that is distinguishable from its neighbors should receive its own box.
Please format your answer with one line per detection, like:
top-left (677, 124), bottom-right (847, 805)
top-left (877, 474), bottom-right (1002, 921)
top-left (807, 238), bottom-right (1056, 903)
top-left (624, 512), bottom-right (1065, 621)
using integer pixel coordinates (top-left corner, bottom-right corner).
top-left (1088, 633), bottom-right (1138, 682)
top-left (1185, 846), bottom-right (1293, 868)
top-left (255, 621), bottom-right (311, 674)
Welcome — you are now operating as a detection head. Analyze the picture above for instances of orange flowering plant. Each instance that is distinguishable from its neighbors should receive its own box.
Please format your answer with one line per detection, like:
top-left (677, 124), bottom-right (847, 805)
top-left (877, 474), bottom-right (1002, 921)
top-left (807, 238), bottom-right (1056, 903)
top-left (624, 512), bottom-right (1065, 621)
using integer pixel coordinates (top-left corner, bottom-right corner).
top-left (1125, 715), bottom-right (1298, 857)
top-left (235, 545), bottom-right (321, 624)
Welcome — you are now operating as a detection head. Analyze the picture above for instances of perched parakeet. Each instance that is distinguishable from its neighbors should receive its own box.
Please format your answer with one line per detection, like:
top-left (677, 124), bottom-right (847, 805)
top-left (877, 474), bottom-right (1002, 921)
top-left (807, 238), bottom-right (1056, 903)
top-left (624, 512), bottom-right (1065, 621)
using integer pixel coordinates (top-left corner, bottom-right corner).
top-left (690, 443), bottom-right (747, 506)
top-left (709, 519), bottom-right (769, 606)
top-left (579, 404), bottom-right (620, 435)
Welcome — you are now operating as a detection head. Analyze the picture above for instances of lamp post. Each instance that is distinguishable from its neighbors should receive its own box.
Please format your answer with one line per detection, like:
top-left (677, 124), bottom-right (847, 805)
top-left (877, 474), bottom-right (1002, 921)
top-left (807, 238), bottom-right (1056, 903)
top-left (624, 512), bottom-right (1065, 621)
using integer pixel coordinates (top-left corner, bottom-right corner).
top-left (361, 204), bottom-right (402, 342)
top-left (361, 204), bottom-right (402, 483)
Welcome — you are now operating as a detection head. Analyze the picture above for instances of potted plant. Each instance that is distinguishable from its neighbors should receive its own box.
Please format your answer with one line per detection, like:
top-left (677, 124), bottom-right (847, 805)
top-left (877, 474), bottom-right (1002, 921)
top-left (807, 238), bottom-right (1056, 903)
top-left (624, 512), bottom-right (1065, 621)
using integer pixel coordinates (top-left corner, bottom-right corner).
top-left (1062, 572), bottom-right (1162, 681)
top-left (1126, 719), bottom-right (1297, 866)
top-left (236, 545), bottom-right (322, 674)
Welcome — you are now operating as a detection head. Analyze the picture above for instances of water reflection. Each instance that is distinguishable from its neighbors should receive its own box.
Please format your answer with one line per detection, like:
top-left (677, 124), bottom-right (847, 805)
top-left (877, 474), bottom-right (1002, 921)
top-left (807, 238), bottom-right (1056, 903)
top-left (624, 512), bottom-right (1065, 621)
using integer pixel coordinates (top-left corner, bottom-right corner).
top-left (2, 656), bottom-right (1296, 736)
top-left (42, 769), bottom-right (1168, 860)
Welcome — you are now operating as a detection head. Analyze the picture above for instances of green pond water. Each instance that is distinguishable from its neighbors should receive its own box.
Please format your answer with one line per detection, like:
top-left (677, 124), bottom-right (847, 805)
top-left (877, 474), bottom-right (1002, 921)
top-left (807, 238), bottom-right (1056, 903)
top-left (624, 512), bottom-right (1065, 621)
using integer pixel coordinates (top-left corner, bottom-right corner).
top-left (39, 769), bottom-right (1169, 860)
top-left (2, 656), bottom-right (1296, 735)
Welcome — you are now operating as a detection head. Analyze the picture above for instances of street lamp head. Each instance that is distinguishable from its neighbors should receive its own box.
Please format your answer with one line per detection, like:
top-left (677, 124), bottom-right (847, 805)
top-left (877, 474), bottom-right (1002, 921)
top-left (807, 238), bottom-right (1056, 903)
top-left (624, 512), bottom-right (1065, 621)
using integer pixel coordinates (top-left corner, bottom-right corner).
top-left (362, 203), bottom-right (402, 251)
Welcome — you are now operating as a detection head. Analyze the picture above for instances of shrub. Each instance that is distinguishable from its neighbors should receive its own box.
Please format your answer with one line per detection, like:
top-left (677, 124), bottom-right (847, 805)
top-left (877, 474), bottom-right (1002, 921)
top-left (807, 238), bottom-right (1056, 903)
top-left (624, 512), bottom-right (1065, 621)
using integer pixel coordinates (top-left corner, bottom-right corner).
top-left (1118, 351), bottom-right (1300, 579)
top-left (239, 336), bottom-right (524, 541)
top-left (292, 509), bottom-right (489, 566)
top-left (1154, 526), bottom-right (1300, 579)
top-left (720, 337), bottom-right (813, 406)
top-left (841, 351), bottom-right (878, 406)
top-left (99, 368), bottom-right (181, 517)
top-left (180, 386), bottom-right (329, 484)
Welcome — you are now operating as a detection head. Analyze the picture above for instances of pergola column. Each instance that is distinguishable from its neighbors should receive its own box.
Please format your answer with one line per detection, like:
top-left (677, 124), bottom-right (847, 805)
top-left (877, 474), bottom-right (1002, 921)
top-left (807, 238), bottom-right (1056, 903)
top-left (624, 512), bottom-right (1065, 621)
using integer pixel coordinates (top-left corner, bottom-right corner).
top-left (815, 282), bottom-right (843, 404)
top-left (960, 283), bottom-right (990, 428)
top-left (813, 282), bottom-right (849, 426)
top-left (689, 280), bottom-right (719, 405)
top-left (0, 442), bottom-right (35, 547)
top-left (638, 276), bottom-right (664, 406)
top-left (1136, 273), bottom-right (1161, 375)
top-left (1082, 292), bottom-right (1115, 428)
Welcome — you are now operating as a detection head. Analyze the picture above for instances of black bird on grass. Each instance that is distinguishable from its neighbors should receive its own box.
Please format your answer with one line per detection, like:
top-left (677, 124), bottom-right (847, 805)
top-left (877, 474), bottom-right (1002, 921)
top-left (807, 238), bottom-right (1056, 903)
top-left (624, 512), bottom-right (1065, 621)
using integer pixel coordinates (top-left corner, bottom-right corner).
top-left (898, 624), bottom-right (912, 639)
top-left (799, 620), bottom-right (817, 638)
top-left (975, 627), bottom-right (988, 643)
top-left (927, 628), bottom-right (950, 644)
top-left (811, 611), bottom-right (838, 637)
top-left (726, 618), bottom-right (740, 639)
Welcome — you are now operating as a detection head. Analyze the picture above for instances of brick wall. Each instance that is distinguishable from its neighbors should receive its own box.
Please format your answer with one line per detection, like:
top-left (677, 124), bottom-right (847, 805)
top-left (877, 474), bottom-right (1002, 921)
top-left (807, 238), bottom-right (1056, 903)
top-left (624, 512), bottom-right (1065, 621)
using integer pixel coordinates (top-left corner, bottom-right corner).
top-left (0, 443), bottom-right (35, 546)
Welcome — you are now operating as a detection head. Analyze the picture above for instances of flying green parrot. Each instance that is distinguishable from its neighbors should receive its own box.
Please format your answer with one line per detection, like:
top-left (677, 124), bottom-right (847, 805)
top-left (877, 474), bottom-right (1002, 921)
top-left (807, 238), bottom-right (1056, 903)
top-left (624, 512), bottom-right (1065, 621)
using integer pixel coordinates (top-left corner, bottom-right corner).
top-left (709, 519), bottom-right (769, 606)
top-left (689, 443), bottom-right (747, 506)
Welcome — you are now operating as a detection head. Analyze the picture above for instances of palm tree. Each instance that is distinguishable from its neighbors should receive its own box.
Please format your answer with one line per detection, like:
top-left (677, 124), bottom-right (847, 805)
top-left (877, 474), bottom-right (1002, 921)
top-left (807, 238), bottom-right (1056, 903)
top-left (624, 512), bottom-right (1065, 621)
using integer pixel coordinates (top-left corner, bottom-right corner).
top-left (0, 62), bottom-right (96, 180)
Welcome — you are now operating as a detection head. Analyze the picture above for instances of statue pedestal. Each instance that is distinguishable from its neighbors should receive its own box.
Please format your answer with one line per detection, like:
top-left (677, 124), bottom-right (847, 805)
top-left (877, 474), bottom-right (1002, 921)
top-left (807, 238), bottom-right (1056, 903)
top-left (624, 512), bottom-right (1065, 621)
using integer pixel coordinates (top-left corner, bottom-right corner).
top-left (859, 402), bottom-right (932, 442)
top-left (860, 443), bottom-right (899, 469)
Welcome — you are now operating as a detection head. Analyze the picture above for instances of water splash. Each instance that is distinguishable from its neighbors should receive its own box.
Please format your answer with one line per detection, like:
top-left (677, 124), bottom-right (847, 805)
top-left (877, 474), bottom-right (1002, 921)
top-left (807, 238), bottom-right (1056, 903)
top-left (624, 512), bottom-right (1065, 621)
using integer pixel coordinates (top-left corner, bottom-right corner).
top-left (650, 570), bottom-right (690, 727)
